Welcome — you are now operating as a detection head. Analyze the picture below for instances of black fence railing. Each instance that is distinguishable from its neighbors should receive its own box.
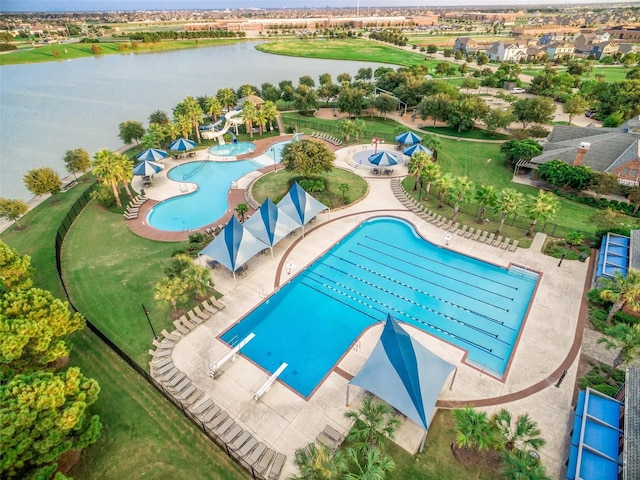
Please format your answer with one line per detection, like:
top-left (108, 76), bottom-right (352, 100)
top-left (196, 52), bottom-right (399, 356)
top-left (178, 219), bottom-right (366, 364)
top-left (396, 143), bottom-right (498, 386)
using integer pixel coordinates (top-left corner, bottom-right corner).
top-left (284, 117), bottom-right (398, 145)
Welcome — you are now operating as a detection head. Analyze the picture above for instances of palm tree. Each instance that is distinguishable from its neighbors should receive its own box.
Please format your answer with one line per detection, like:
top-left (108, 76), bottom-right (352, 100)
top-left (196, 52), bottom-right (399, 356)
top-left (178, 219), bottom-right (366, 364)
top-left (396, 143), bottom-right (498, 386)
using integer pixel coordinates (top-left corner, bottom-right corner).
top-left (495, 188), bottom-right (523, 235)
top-left (419, 162), bottom-right (441, 201)
top-left (598, 323), bottom-right (640, 380)
top-left (216, 87), bottom-right (237, 113)
top-left (142, 123), bottom-right (165, 149)
top-left (241, 101), bottom-right (259, 138)
top-left (174, 115), bottom-right (192, 140)
top-left (204, 96), bottom-right (223, 122)
top-left (163, 122), bottom-right (181, 145)
top-left (489, 409), bottom-right (546, 453)
top-left (501, 449), bottom-right (552, 480)
top-left (262, 100), bottom-right (279, 132)
top-left (435, 173), bottom-right (453, 209)
top-left (474, 184), bottom-right (498, 225)
top-left (183, 263), bottom-right (213, 300)
top-left (525, 190), bottom-right (558, 237)
top-left (422, 134), bottom-right (442, 161)
top-left (599, 270), bottom-right (640, 324)
top-left (92, 149), bottom-right (132, 208)
top-left (449, 176), bottom-right (474, 221)
top-left (292, 443), bottom-right (346, 480)
top-left (235, 203), bottom-right (249, 222)
top-left (352, 118), bottom-right (366, 141)
top-left (344, 397), bottom-right (401, 455)
top-left (344, 446), bottom-right (395, 480)
top-left (337, 118), bottom-right (356, 142)
top-left (154, 276), bottom-right (189, 313)
top-left (174, 96), bottom-right (203, 142)
top-left (407, 151), bottom-right (431, 192)
top-left (453, 407), bottom-right (492, 451)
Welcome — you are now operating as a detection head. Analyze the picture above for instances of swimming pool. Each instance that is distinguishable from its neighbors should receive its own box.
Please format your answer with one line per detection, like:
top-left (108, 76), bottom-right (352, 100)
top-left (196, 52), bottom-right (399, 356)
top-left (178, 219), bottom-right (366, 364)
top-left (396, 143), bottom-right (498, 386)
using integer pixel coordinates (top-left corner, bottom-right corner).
top-left (209, 141), bottom-right (256, 157)
top-left (222, 217), bottom-right (538, 397)
top-left (147, 140), bottom-right (290, 232)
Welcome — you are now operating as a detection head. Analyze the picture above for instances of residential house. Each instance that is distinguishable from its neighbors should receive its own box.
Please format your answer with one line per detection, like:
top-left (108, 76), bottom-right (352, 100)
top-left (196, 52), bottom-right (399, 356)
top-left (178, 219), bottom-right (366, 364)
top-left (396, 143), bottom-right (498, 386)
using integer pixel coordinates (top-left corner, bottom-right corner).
top-left (574, 32), bottom-right (598, 50)
top-left (591, 41), bottom-right (619, 60)
top-left (619, 44), bottom-right (639, 55)
top-left (528, 119), bottom-right (640, 186)
top-left (538, 32), bottom-right (557, 45)
top-left (453, 37), bottom-right (477, 55)
top-left (608, 25), bottom-right (640, 41)
top-left (526, 46), bottom-right (547, 62)
top-left (545, 41), bottom-right (575, 60)
top-left (486, 41), bottom-right (527, 63)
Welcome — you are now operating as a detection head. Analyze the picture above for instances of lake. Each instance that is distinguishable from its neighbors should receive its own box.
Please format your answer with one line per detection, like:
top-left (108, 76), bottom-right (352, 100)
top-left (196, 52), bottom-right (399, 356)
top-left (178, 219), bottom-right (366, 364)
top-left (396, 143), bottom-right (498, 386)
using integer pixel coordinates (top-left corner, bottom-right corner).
top-left (0, 41), bottom-right (389, 199)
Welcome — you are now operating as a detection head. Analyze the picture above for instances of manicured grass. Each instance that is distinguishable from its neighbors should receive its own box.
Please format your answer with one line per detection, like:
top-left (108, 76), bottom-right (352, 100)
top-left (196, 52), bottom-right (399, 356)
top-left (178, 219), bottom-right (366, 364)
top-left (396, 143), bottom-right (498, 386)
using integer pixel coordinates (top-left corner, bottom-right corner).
top-left (0, 177), bottom-right (96, 298)
top-left (252, 168), bottom-right (367, 208)
top-left (520, 66), bottom-right (631, 83)
top-left (420, 125), bottom-right (509, 140)
top-left (392, 410), bottom-right (501, 480)
top-left (0, 39), bottom-right (243, 65)
top-left (256, 38), bottom-right (435, 67)
top-left (67, 329), bottom-right (247, 480)
top-left (62, 200), bottom-right (184, 365)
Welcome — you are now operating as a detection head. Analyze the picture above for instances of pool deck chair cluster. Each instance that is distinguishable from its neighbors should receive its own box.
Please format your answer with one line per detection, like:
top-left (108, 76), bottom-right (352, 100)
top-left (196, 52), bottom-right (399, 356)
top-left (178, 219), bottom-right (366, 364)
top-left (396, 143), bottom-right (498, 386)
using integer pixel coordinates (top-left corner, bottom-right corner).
top-left (316, 425), bottom-right (345, 452)
top-left (391, 178), bottom-right (519, 252)
top-left (148, 309), bottom-right (286, 479)
top-left (123, 195), bottom-right (147, 220)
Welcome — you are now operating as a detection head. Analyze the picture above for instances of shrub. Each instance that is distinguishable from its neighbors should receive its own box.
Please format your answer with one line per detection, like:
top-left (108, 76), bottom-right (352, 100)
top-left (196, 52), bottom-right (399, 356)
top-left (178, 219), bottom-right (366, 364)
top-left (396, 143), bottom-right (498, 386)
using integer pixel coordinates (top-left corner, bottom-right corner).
top-left (0, 43), bottom-right (17, 51)
top-left (298, 177), bottom-right (326, 193)
top-left (592, 384), bottom-right (618, 397)
top-left (91, 185), bottom-right (116, 208)
top-left (566, 231), bottom-right (583, 246)
top-left (188, 232), bottom-right (208, 244)
top-left (611, 369), bottom-right (626, 383)
top-left (613, 311), bottom-right (640, 325)
top-left (588, 307), bottom-right (608, 331)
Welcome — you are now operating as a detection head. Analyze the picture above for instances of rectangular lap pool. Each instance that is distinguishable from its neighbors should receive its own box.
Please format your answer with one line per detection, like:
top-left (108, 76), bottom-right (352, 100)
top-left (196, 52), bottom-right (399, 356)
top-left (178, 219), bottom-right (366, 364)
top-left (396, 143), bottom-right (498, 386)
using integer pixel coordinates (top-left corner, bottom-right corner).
top-left (222, 217), bottom-right (538, 397)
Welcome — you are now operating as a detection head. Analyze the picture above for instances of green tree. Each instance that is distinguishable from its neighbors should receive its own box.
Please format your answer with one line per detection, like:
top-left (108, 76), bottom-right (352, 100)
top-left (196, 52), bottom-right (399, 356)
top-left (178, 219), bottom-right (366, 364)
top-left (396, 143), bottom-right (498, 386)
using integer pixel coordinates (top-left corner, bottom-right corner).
top-left (417, 93), bottom-right (455, 127)
top-left (512, 96), bottom-right (556, 129)
top-left (236, 84), bottom-right (258, 98)
top-left (495, 188), bottom-right (523, 234)
top-left (337, 86), bottom-right (365, 117)
top-left (262, 100), bottom-right (279, 132)
top-left (460, 76), bottom-right (478, 92)
top-left (452, 407), bottom-right (491, 451)
top-left (355, 67), bottom-right (372, 82)
top-left (435, 62), bottom-right (449, 78)
top-left (525, 190), bottom-right (559, 237)
top-left (0, 199), bottom-right (29, 230)
top-left (419, 162), bottom-right (441, 200)
top-left (282, 140), bottom-right (334, 179)
top-left (408, 151), bottom-right (432, 191)
top-left (235, 203), bottom-right (249, 222)
top-left (449, 176), bottom-right (474, 221)
top-left (351, 118), bottom-right (366, 141)
top-left (0, 241), bottom-right (33, 292)
top-left (598, 323), bottom-right (640, 379)
top-left (447, 94), bottom-right (489, 132)
top-left (174, 96), bottom-right (203, 142)
top-left (484, 108), bottom-right (515, 136)
top-left (154, 276), bottom-right (189, 313)
top-left (592, 172), bottom-right (621, 200)
top-left (337, 72), bottom-right (352, 85)
top-left (23, 167), bottom-right (62, 197)
top-left (501, 449), bottom-right (552, 480)
top-left (563, 95), bottom-right (590, 125)
top-left (216, 87), bottom-right (237, 112)
top-left (318, 83), bottom-right (341, 104)
top-left (599, 269), bottom-right (640, 324)
top-left (292, 443), bottom-right (346, 480)
top-left (141, 123), bottom-right (166, 149)
top-left (337, 119), bottom-right (356, 142)
top-left (118, 120), bottom-right (145, 145)
top-left (293, 84), bottom-right (318, 114)
top-left (537, 160), bottom-right (595, 191)
top-left (500, 139), bottom-right (542, 168)
top-left (319, 73), bottom-right (333, 86)
top-left (628, 187), bottom-right (640, 215)
top-left (435, 172), bottom-right (453, 209)
top-left (0, 288), bottom-right (85, 372)
top-left (422, 134), bottom-right (442, 161)
top-left (92, 149), bottom-right (133, 208)
top-left (489, 409), bottom-right (546, 453)
top-left (0, 368), bottom-right (102, 480)
top-left (148, 109), bottom-right (170, 125)
top-left (372, 94), bottom-right (397, 118)
top-left (62, 148), bottom-right (91, 179)
top-left (344, 446), bottom-right (395, 480)
top-left (426, 44), bottom-right (437, 54)
top-left (204, 96), bottom-right (223, 122)
top-left (299, 75), bottom-right (316, 87)
top-left (260, 82), bottom-right (281, 103)
top-left (474, 185), bottom-right (499, 224)
top-left (344, 396), bottom-right (401, 455)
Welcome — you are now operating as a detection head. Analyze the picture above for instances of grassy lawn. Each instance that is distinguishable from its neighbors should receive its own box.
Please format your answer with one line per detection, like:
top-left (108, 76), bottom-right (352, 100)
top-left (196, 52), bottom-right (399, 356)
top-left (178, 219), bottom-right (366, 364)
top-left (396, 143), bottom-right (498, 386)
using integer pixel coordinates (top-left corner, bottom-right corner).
top-left (62, 200), bottom-right (185, 365)
top-left (252, 168), bottom-right (367, 208)
top-left (420, 125), bottom-right (508, 140)
top-left (392, 410), bottom-right (501, 480)
top-left (67, 329), bottom-right (247, 480)
top-left (520, 66), bottom-right (631, 83)
top-left (256, 38), bottom-right (435, 67)
top-left (0, 38), bottom-right (243, 65)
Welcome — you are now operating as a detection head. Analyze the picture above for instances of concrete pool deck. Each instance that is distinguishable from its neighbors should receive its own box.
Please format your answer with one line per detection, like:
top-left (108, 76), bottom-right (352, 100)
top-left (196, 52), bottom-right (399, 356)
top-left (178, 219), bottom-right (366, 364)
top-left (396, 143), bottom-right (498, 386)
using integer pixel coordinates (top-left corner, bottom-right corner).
top-left (157, 142), bottom-right (587, 479)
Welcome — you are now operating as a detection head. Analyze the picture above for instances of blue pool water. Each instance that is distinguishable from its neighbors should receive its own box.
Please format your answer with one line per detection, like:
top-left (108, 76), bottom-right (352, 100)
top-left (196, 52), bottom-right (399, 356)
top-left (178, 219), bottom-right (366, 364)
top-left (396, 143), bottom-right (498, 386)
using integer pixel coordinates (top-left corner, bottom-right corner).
top-left (208, 141), bottom-right (256, 157)
top-left (222, 217), bottom-right (538, 397)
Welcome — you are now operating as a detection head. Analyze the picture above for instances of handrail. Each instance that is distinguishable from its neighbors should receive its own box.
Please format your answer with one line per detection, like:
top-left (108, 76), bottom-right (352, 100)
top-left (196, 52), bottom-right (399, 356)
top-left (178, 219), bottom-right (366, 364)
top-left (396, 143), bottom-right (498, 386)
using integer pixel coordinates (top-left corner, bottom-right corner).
top-left (254, 362), bottom-right (288, 401)
top-left (209, 333), bottom-right (255, 377)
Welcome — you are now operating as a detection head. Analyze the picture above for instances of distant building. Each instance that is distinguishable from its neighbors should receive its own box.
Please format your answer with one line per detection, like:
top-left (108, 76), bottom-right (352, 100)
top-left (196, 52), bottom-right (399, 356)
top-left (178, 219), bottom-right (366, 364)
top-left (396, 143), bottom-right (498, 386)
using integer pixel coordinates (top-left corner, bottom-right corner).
top-left (545, 41), bottom-right (575, 60)
top-left (608, 25), bottom-right (640, 41)
top-left (591, 41), bottom-right (619, 60)
top-left (538, 32), bottom-right (557, 45)
top-left (453, 37), bottom-right (477, 55)
top-left (486, 41), bottom-right (527, 63)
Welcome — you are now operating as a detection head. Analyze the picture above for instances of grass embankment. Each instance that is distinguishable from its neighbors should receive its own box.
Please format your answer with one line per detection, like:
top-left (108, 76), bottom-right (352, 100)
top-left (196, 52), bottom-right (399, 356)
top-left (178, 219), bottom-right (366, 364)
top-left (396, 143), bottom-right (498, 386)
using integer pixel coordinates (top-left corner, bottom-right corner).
top-left (520, 66), bottom-right (631, 83)
top-left (256, 38), bottom-right (434, 67)
top-left (0, 38), bottom-right (243, 65)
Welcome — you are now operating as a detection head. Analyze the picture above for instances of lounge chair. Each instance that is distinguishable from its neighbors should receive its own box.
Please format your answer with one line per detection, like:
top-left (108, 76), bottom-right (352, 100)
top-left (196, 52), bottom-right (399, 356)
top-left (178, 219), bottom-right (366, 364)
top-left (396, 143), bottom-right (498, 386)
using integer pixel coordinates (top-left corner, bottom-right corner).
top-left (430, 214), bottom-right (442, 224)
top-left (194, 306), bottom-right (210, 320)
top-left (465, 227), bottom-right (475, 239)
top-left (246, 442), bottom-right (267, 467)
top-left (212, 417), bottom-right (235, 438)
top-left (183, 389), bottom-right (204, 406)
top-left (180, 315), bottom-right (197, 330)
top-left (202, 300), bottom-right (217, 314)
top-left (234, 436), bottom-right (258, 460)
top-left (221, 425), bottom-right (242, 444)
top-left (166, 373), bottom-right (187, 389)
top-left (187, 310), bottom-right (203, 325)
top-left (206, 410), bottom-right (229, 430)
top-left (201, 405), bottom-right (222, 423)
top-left (268, 453), bottom-right (286, 480)
top-left (492, 235), bottom-right (503, 247)
top-left (256, 449), bottom-right (276, 475)
top-left (191, 398), bottom-right (214, 416)
top-left (449, 221), bottom-right (459, 233)
top-left (229, 431), bottom-right (251, 452)
top-left (508, 240), bottom-right (519, 252)
top-left (317, 432), bottom-right (337, 451)
top-left (500, 237), bottom-right (511, 249)
top-left (173, 320), bottom-right (189, 335)
top-left (477, 230), bottom-right (487, 242)
top-left (457, 225), bottom-right (468, 236)
top-left (484, 233), bottom-right (495, 244)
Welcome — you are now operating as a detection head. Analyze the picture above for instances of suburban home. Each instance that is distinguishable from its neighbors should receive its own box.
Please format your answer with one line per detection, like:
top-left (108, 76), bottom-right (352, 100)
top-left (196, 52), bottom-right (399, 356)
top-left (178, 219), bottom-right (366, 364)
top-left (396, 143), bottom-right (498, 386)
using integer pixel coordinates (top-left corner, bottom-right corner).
top-left (538, 32), bottom-right (557, 45)
top-left (526, 46), bottom-right (547, 61)
top-left (544, 41), bottom-right (575, 60)
top-left (453, 37), bottom-right (477, 55)
top-left (486, 41), bottom-right (528, 62)
top-left (523, 119), bottom-right (640, 186)
top-left (591, 41), bottom-right (619, 60)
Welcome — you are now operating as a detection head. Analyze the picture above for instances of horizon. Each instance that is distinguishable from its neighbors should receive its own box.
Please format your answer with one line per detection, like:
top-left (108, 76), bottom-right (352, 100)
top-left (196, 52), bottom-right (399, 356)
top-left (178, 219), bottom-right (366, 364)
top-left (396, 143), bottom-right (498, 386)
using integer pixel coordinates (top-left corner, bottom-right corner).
top-left (2, 0), bottom-right (638, 13)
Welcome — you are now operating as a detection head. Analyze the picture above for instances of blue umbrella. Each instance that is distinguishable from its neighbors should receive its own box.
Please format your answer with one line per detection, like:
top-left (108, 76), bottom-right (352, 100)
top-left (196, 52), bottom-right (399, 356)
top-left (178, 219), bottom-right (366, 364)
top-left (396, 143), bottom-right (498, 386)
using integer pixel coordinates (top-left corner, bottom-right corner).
top-left (403, 144), bottom-right (433, 157)
top-left (368, 151), bottom-right (399, 167)
top-left (136, 148), bottom-right (168, 162)
top-left (168, 138), bottom-right (197, 152)
top-left (132, 160), bottom-right (164, 176)
top-left (395, 131), bottom-right (422, 145)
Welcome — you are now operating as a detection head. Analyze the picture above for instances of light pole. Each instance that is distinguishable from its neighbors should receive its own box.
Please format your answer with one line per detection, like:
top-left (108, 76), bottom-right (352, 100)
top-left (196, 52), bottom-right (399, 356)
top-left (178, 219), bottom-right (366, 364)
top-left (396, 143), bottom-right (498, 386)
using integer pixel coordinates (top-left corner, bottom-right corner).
top-left (141, 304), bottom-right (158, 340)
top-left (270, 147), bottom-right (277, 172)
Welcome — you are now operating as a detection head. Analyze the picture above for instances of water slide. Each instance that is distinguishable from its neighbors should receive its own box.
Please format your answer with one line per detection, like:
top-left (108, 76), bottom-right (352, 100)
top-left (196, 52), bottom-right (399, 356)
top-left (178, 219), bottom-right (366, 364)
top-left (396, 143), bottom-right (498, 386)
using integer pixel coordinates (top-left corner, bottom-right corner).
top-left (201, 108), bottom-right (243, 142)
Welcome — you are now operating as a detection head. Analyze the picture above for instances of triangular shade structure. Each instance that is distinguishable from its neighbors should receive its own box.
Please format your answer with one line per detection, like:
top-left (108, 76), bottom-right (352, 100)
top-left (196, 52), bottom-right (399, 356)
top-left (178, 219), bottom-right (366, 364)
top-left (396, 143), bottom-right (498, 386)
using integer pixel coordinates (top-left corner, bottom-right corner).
top-left (276, 182), bottom-right (328, 227)
top-left (350, 314), bottom-right (456, 433)
top-left (368, 151), bottom-right (399, 166)
top-left (136, 148), bottom-right (168, 161)
top-left (402, 144), bottom-right (433, 157)
top-left (199, 216), bottom-right (267, 273)
top-left (395, 131), bottom-right (422, 145)
top-left (243, 198), bottom-right (300, 247)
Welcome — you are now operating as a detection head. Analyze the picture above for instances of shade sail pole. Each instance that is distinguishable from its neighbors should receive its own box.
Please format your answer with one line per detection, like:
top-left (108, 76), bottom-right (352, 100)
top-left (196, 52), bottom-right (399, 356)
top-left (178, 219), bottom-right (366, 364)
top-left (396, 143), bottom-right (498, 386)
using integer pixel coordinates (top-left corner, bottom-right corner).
top-left (270, 246), bottom-right (274, 260)
top-left (419, 430), bottom-right (427, 453)
top-left (232, 270), bottom-right (237, 286)
top-left (449, 367), bottom-right (458, 390)
top-left (346, 385), bottom-right (350, 406)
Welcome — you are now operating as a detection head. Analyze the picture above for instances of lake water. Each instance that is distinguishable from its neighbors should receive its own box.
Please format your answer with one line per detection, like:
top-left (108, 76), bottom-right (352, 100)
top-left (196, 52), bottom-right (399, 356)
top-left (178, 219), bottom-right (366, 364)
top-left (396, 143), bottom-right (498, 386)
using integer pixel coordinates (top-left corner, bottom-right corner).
top-left (0, 41), bottom-right (389, 199)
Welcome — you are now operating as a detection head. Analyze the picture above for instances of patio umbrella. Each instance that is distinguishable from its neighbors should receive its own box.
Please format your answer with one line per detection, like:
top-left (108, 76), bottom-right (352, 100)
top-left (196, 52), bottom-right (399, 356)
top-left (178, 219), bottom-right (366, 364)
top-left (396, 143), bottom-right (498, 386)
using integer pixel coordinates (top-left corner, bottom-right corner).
top-left (136, 148), bottom-right (168, 162)
top-left (168, 138), bottom-right (197, 152)
top-left (403, 144), bottom-right (433, 157)
top-left (132, 160), bottom-right (165, 176)
top-left (368, 151), bottom-right (399, 167)
top-left (395, 131), bottom-right (422, 145)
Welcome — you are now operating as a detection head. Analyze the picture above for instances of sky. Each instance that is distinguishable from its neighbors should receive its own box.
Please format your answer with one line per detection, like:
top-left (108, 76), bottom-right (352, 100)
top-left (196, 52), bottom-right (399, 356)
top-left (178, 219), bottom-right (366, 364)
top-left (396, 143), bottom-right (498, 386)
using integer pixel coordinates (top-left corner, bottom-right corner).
top-left (1, 0), bottom-right (634, 13)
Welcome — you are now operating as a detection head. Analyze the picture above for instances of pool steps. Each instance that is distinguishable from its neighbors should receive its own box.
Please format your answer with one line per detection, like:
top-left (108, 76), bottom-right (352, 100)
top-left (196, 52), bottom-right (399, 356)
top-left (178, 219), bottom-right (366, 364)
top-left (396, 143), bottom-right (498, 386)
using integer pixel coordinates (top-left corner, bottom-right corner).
top-left (391, 178), bottom-right (519, 252)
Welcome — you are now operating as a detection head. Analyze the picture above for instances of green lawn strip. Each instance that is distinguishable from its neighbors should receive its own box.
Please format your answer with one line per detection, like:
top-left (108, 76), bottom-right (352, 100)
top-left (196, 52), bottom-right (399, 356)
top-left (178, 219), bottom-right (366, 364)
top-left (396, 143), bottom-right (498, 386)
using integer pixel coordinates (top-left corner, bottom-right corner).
top-left (0, 178), bottom-right (96, 298)
top-left (391, 410), bottom-right (500, 480)
top-left (62, 200), bottom-right (183, 365)
top-left (252, 168), bottom-right (367, 207)
top-left (256, 39), bottom-right (434, 67)
top-left (67, 329), bottom-right (247, 480)
top-left (0, 39), bottom-right (242, 65)
top-left (420, 125), bottom-right (508, 140)
top-left (520, 66), bottom-right (630, 83)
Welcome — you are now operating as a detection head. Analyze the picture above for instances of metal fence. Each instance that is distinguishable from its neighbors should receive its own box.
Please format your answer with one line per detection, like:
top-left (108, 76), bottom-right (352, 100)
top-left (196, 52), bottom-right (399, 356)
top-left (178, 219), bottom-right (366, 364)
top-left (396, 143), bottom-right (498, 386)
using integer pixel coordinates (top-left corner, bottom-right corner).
top-left (284, 116), bottom-right (398, 144)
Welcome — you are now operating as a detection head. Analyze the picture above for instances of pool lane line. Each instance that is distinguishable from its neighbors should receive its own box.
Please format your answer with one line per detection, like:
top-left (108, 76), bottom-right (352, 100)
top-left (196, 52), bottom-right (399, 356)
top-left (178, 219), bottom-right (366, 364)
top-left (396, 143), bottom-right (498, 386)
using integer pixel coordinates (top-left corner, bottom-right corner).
top-left (362, 235), bottom-right (519, 291)
top-left (352, 242), bottom-right (514, 302)
top-left (304, 269), bottom-right (508, 354)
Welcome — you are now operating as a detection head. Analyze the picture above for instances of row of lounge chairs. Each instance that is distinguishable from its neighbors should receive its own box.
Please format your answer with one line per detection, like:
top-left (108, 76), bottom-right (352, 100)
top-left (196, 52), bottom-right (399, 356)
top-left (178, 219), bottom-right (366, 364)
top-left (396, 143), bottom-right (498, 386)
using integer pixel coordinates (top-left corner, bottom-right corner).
top-left (148, 298), bottom-right (286, 480)
top-left (123, 195), bottom-right (147, 220)
top-left (371, 168), bottom-right (394, 176)
top-left (391, 179), bottom-right (519, 252)
top-left (316, 424), bottom-right (344, 452)
top-left (310, 131), bottom-right (342, 146)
